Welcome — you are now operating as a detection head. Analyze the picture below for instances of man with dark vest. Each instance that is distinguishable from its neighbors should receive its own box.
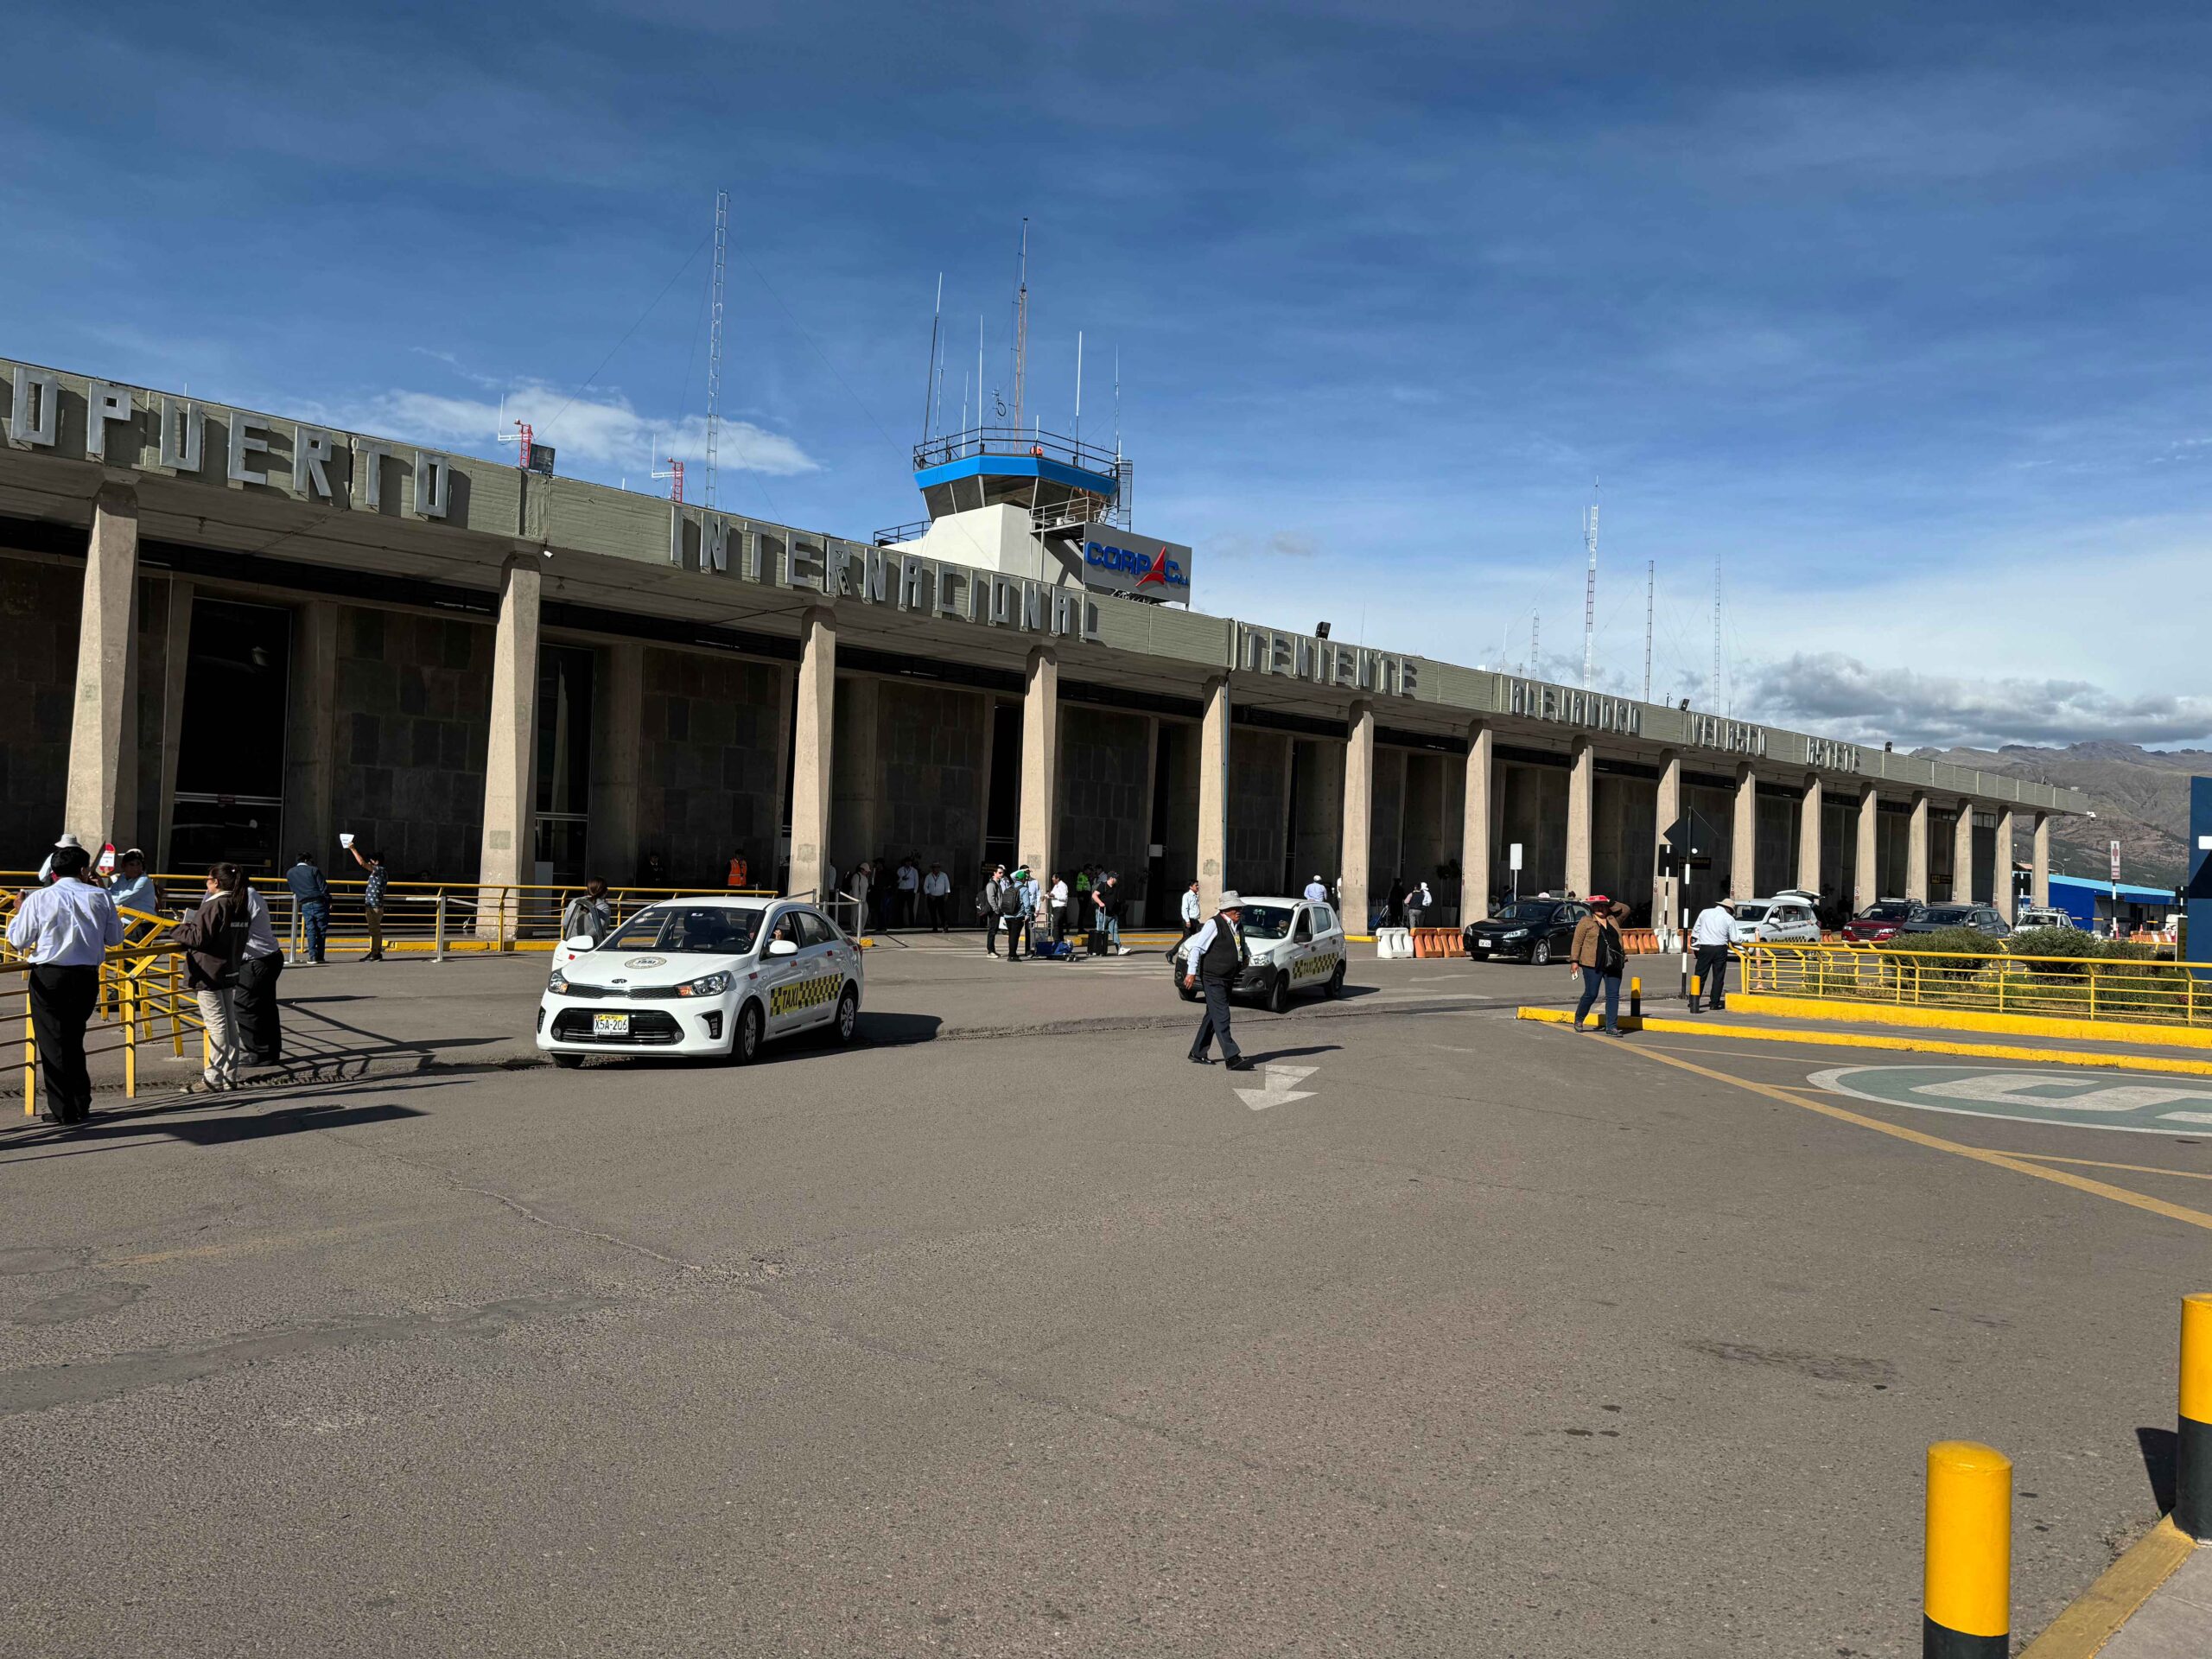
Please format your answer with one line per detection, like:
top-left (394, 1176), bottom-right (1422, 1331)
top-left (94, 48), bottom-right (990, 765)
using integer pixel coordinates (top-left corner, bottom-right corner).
top-left (1180, 890), bottom-right (1254, 1071)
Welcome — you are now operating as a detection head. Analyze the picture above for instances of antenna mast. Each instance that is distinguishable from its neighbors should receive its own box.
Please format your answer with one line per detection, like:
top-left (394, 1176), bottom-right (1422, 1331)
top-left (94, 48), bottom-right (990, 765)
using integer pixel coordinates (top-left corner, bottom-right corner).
top-left (1012, 218), bottom-right (1029, 431)
top-left (1531, 609), bottom-right (1541, 676)
top-left (1643, 559), bottom-right (1655, 702)
top-left (704, 189), bottom-right (728, 510)
top-left (1710, 553), bottom-right (1723, 709)
top-left (1072, 330), bottom-right (1083, 452)
top-left (1581, 480), bottom-right (1599, 690)
top-left (920, 272), bottom-right (942, 442)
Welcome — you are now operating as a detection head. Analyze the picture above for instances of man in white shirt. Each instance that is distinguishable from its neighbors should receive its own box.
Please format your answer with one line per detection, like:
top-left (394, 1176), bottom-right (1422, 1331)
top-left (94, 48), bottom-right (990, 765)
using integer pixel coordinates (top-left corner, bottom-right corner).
top-left (1688, 898), bottom-right (1737, 1012)
top-left (1048, 874), bottom-right (1070, 950)
top-left (921, 862), bottom-right (952, 931)
top-left (896, 856), bottom-right (921, 928)
top-left (7, 844), bottom-right (123, 1124)
top-left (1180, 880), bottom-right (1203, 940)
top-left (1303, 874), bottom-right (1328, 905)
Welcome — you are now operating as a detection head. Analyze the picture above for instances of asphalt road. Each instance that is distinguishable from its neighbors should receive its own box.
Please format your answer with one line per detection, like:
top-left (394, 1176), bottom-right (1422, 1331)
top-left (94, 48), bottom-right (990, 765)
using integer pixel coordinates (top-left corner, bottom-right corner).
top-left (3, 945), bottom-right (2206, 1656)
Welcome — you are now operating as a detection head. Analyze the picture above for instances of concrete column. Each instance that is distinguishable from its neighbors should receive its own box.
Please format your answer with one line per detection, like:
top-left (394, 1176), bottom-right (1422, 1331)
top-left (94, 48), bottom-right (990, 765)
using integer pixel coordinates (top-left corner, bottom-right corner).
top-left (1566, 737), bottom-right (1594, 899)
top-left (1796, 773), bottom-right (1822, 896)
top-left (1854, 785), bottom-right (1879, 912)
top-left (1731, 764), bottom-right (1758, 900)
top-left (1953, 801), bottom-right (1978, 904)
top-left (282, 600), bottom-right (340, 863)
top-left (1018, 645), bottom-right (1058, 878)
top-left (475, 558), bottom-right (542, 935)
top-left (589, 642), bottom-right (644, 883)
top-left (1994, 808), bottom-right (2018, 921)
top-left (1459, 720), bottom-right (1493, 923)
top-left (63, 484), bottom-right (141, 849)
top-left (1197, 676), bottom-right (1230, 913)
top-left (1907, 792), bottom-right (1930, 902)
top-left (1340, 698), bottom-right (1374, 930)
top-left (2032, 813), bottom-right (2050, 908)
top-left (787, 604), bottom-right (836, 899)
top-left (1652, 748), bottom-right (1682, 936)
top-left (153, 579), bottom-right (194, 871)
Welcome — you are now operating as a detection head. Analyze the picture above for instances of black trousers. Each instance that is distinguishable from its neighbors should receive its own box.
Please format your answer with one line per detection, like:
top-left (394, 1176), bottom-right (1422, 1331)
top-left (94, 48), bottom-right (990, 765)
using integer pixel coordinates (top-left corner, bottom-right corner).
top-left (29, 963), bottom-right (99, 1120)
top-left (1189, 976), bottom-right (1243, 1062)
top-left (1694, 944), bottom-right (1731, 1009)
top-left (235, 953), bottom-right (284, 1063)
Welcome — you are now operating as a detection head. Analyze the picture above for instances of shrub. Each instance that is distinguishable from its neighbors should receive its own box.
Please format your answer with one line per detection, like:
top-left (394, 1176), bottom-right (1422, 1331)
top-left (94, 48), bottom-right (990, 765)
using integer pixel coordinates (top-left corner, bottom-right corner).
top-left (1878, 926), bottom-right (1995, 982)
top-left (2007, 927), bottom-right (2096, 974)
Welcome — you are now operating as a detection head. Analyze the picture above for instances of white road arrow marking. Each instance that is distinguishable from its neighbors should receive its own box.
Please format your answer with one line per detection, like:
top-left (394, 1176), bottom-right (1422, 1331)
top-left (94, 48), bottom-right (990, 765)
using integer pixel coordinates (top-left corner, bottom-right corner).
top-left (1235, 1063), bottom-right (1318, 1111)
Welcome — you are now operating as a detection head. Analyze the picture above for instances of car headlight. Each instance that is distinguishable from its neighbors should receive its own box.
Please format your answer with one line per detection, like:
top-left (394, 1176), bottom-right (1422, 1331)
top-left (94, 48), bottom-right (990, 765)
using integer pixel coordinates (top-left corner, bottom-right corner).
top-left (676, 971), bottom-right (733, 998)
top-left (547, 966), bottom-right (569, 993)
top-left (1502, 928), bottom-right (1529, 940)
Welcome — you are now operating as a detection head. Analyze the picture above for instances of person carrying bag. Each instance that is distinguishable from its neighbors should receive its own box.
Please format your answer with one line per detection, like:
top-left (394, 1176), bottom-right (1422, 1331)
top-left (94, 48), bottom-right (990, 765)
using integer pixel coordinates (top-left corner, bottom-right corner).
top-left (1570, 899), bottom-right (1630, 1037)
top-left (169, 865), bottom-right (256, 1090)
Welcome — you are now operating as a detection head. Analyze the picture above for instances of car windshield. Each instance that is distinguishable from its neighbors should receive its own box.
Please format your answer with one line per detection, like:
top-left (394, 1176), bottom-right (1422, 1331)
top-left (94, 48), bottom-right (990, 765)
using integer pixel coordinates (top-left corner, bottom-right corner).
top-left (601, 906), bottom-right (763, 954)
top-left (1860, 901), bottom-right (1919, 921)
top-left (1919, 906), bottom-right (1975, 925)
top-left (1488, 903), bottom-right (1560, 924)
top-left (1236, 905), bottom-right (1296, 941)
top-left (1734, 904), bottom-right (1770, 923)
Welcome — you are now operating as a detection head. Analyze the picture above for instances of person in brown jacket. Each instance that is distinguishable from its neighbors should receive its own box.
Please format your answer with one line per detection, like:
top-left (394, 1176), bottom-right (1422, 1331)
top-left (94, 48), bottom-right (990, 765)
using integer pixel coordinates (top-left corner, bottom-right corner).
top-left (1570, 899), bottom-right (1630, 1036)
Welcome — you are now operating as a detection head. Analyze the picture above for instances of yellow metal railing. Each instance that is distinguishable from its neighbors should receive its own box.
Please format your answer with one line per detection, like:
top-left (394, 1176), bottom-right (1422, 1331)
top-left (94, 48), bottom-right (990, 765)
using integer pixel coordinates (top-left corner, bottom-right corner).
top-left (6, 931), bottom-right (206, 1116)
top-left (1739, 942), bottom-right (2209, 1029)
top-left (3, 874), bottom-right (778, 961)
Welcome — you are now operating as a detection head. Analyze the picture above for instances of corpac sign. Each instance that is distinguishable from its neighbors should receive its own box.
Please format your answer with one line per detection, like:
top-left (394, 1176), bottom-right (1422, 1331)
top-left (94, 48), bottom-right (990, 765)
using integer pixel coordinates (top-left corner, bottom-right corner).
top-left (1077, 524), bottom-right (1192, 602)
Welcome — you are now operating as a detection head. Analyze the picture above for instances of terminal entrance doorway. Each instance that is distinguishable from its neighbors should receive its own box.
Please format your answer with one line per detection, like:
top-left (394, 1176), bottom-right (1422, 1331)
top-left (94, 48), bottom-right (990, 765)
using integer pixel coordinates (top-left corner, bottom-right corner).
top-left (166, 598), bottom-right (293, 874)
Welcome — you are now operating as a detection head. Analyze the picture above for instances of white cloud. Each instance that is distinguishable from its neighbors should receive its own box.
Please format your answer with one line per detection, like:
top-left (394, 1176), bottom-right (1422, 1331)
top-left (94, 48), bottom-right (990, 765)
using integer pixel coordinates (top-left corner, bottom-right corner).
top-left (1742, 652), bottom-right (2212, 748)
top-left (345, 380), bottom-right (821, 478)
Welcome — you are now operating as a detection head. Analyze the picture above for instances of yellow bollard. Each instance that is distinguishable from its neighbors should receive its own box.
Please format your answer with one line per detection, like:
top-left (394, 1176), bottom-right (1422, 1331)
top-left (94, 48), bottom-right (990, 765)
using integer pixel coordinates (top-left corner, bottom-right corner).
top-left (2180, 1293), bottom-right (2212, 1540)
top-left (20, 988), bottom-right (33, 1118)
top-left (1629, 976), bottom-right (1642, 1020)
top-left (122, 975), bottom-right (137, 1098)
top-left (1923, 1440), bottom-right (2010, 1657)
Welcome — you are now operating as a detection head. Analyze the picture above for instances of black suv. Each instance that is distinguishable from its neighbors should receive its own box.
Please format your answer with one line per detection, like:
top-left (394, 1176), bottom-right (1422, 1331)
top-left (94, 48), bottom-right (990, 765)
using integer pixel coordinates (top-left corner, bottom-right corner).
top-left (1895, 903), bottom-right (2012, 939)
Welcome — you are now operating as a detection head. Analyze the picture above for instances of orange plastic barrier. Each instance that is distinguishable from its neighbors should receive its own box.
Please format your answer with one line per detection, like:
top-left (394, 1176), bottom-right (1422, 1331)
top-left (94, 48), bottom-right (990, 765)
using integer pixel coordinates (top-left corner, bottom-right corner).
top-left (1411, 928), bottom-right (1464, 958)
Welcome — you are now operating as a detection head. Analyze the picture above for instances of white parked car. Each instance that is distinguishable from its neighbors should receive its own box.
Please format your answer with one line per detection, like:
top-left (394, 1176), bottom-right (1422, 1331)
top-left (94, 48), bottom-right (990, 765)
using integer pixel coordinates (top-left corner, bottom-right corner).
top-left (537, 896), bottom-right (863, 1066)
top-left (1169, 895), bottom-right (1348, 1013)
top-left (1729, 893), bottom-right (1823, 946)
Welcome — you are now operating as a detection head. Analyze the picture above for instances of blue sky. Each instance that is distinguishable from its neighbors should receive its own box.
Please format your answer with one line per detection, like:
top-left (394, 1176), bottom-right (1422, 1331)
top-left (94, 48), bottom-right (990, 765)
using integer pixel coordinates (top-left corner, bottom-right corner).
top-left (6, 2), bottom-right (2210, 747)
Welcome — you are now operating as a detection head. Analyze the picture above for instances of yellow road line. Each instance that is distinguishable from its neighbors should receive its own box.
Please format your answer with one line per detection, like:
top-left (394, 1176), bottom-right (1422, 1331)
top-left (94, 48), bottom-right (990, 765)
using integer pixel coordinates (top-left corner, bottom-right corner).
top-left (1611, 1041), bottom-right (2212, 1236)
top-left (2005, 1152), bottom-right (2212, 1185)
top-left (1515, 1006), bottom-right (2212, 1077)
top-left (2017, 1516), bottom-right (2196, 1659)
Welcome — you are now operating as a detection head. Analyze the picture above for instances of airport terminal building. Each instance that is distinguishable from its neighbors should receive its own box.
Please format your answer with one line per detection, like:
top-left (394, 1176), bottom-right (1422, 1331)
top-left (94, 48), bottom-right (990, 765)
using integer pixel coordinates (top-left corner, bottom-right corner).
top-left (0, 355), bottom-right (2088, 929)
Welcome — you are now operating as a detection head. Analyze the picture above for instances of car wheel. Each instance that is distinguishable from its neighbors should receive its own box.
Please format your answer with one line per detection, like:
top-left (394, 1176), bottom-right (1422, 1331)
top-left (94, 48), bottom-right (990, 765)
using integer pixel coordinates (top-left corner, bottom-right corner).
top-left (1531, 938), bottom-right (1552, 967)
top-left (550, 1053), bottom-right (584, 1070)
top-left (728, 1001), bottom-right (764, 1065)
top-left (828, 985), bottom-right (860, 1047)
top-left (1267, 971), bottom-right (1291, 1015)
top-left (1325, 960), bottom-right (1345, 999)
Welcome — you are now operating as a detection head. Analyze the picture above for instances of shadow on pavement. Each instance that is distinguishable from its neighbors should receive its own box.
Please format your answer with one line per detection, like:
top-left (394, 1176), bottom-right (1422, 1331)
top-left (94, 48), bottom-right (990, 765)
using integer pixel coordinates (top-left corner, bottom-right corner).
top-left (1244, 1044), bottom-right (1344, 1065)
top-left (2137, 1425), bottom-right (2178, 1515)
top-left (0, 1102), bottom-right (427, 1163)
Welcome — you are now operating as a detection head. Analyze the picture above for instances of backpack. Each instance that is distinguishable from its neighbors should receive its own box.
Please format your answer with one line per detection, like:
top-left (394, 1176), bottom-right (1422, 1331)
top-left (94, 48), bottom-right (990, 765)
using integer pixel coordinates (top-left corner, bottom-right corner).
top-left (1597, 921), bottom-right (1625, 976)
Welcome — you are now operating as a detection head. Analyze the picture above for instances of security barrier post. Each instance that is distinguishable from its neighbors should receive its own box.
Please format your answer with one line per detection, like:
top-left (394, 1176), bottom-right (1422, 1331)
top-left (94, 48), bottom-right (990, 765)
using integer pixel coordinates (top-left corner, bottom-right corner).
top-left (122, 974), bottom-right (137, 1098)
top-left (1923, 1440), bottom-right (2010, 1657)
top-left (20, 988), bottom-right (33, 1117)
top-left (435, 894), bottom-right (448, 963)
top-left (1629, 976), bottom-right (1642, 1020)
top-left (2180, 1293), bottom-right (2212, 1541)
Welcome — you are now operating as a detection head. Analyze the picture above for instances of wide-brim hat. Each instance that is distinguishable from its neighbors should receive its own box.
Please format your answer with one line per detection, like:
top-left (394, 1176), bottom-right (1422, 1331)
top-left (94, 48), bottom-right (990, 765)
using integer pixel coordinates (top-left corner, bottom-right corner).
top-left (1218, 890), bottom-right (1243, 908)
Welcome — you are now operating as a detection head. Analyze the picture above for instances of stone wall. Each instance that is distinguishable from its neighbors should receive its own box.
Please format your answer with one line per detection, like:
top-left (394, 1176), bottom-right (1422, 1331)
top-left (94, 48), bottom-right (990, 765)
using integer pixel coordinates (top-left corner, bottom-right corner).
top-left (1366, 747), bottom-right (1407, 896)
top-left (1287, 738), bottom-right (1343, 897)
top-left (1681, 781), bottom-right (1734, 915)
top-left (638, 646), bottom-right (785, 889)
top-left (332, 606), bottom-right (493, 879)
top-left (877, 681), bottom-right (988, 890)
top-left (0, 556), bottom-right (76, 861)
top-left (1592, 773), bottom-right (1657, 913)
top-left (1497, 761), bottom-right (1569, 897)
top-left (1755, 792), bottom-right (1797, 897)
top-left (1057, 705), bottom-right (1151, 906)
top-left (1226, 728), bottom-right (1290, 896)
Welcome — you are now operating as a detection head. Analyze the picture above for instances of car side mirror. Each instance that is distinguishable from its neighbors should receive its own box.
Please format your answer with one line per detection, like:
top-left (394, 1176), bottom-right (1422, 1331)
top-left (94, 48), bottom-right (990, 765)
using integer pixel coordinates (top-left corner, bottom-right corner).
top-left (766, 938), bottom-right (798, 957)
top-left (562, 935), bottom-right (598, 951)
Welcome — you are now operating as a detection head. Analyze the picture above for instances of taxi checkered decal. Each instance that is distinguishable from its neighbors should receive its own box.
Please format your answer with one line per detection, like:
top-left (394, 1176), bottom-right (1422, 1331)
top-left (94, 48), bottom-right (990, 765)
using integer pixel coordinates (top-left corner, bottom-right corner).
top-left (770, 973), bottom-right (843, 1017)
top-left (1290, 950), bottom-right (1341, 982)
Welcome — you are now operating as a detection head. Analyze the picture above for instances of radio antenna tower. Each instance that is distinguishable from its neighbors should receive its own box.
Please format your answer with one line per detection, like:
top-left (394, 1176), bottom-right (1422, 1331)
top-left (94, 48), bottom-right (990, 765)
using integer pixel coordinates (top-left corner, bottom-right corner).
top-left (1580, 479), bottom-right (1599, 690)
top-left (703, 189), bottom-right (728, 509)
top-left (1072, 331), bottom-right (1084, 451)
top-left (1643, 559), bottom-right (1655, 702)
top-left (1011, 218), bottom-right (1029, 431)
top-left (920, 271), bottom-right (942, 442)
top-left (650, 443), bottom-right (684, 505)
top-left (1531, 609), bottom-right (1541, 677)
top-left (1710, 553), bottom-right (1724, 709)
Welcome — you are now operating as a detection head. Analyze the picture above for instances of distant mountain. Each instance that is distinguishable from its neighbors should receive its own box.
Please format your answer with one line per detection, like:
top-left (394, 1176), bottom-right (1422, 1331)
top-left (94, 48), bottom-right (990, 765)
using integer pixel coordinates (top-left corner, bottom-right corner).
top-left (1911, 742), bottom-right (2205, 890)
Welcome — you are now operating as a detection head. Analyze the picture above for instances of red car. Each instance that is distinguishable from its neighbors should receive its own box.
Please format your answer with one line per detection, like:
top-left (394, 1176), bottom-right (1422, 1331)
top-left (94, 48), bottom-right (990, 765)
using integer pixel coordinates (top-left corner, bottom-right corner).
top-left (1841, 899), bottom-right (1924, 943)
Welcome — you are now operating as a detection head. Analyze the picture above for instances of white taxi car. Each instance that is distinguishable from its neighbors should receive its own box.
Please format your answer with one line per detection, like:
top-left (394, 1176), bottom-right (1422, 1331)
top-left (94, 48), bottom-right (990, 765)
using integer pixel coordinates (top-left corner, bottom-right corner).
top-left (1168, 894), bottom-right (1348, 1013)
top-left (1729, 891), bottom-right (1823, 946)
top-left (537, 896), bottom-right (863, 1066)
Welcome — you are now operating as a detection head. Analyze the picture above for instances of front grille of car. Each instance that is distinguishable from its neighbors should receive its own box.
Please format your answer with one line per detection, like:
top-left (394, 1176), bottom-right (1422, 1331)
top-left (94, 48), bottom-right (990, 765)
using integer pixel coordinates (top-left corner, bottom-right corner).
top-left (555, 984), bottom-right (687, 1001)
top-left (549, 1009), bottom-right (685, 1045)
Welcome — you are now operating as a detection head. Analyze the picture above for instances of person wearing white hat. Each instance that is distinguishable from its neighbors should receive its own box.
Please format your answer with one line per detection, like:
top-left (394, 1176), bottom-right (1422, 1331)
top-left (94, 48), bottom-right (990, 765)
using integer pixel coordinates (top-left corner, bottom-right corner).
top-left (1180, 890), bottom-right (1254, 1070)
top-left (1688, 896), bottom-right (1738, 1012)
top-left (36, 833), bottom-right (86, 885)
top-left (1302, 874), bottom-right (1328, 905)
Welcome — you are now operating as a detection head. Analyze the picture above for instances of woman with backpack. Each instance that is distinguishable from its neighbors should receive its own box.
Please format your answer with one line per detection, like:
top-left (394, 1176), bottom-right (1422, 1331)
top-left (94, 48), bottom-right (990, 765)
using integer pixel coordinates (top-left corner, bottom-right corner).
top-left (1570, 899), bottom-right (1630, 1037)
top-left (170, 863), bottom-right (279, 1088)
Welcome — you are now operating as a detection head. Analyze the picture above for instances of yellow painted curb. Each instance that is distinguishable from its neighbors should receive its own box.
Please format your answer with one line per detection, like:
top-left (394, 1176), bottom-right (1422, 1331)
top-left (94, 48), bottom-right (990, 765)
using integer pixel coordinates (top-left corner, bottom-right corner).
top-left (2018, 1516), bottom-right (2196, 1659)
top-left (1733, 993), bottom-right (2212, 1052)
top-left (1513, 1007), bottom-right (2212, 1077)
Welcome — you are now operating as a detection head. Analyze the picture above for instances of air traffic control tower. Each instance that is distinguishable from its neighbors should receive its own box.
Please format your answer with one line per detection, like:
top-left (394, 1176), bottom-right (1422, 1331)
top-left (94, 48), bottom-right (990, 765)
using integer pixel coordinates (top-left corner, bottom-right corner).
top-left (875, 424), bottom-right (1195, 607)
